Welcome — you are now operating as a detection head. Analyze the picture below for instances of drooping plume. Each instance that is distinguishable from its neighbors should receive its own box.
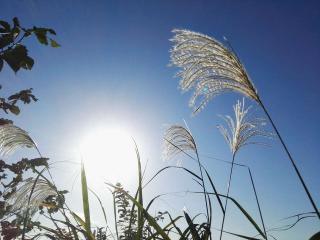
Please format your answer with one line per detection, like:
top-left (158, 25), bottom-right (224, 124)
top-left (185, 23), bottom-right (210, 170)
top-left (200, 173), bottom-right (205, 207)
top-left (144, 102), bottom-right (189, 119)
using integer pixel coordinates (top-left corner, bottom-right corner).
top-left (170, 29), bottom-right (258, 113)
top-left (163, 125), bottom-right (197, 160)
top-left (0, 124), bottom-right (37, 156)
top-left (6, 178), bottom-right (57, 216)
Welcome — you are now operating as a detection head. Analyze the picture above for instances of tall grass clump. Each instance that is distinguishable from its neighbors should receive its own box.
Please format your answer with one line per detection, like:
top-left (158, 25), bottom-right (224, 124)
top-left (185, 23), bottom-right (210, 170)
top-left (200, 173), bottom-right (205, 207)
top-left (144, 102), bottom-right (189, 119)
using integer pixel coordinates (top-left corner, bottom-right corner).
top-left (170, 29), bottom-right (320, 219)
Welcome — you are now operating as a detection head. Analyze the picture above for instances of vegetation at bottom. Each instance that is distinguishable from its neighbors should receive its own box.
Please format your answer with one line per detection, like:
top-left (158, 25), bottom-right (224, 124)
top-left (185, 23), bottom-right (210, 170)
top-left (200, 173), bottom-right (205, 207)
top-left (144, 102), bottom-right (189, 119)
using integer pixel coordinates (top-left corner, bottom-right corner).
top-left (0, 18), bottom-right (319, 240)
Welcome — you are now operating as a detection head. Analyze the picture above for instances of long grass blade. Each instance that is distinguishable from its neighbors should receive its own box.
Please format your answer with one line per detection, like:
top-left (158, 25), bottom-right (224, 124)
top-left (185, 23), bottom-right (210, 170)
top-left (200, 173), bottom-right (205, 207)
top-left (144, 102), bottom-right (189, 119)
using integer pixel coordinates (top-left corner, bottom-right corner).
top-left (80, 162), bottom-right (94, 240)
top-left (184, 211), bottom-right (201, 240)
top-left (132, 139), bottom-right (144, 240)
top-left (71, 211), bottom-right (95, 240)
top-left (204, 168), bottom-right (225, 215)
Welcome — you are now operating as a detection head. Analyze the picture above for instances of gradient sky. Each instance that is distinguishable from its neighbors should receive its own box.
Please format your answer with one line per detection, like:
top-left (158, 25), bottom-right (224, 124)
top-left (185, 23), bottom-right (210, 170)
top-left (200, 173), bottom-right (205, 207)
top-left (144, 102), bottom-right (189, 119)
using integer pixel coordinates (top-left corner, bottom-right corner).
top-left (1, 1), bottom-right (319, 239)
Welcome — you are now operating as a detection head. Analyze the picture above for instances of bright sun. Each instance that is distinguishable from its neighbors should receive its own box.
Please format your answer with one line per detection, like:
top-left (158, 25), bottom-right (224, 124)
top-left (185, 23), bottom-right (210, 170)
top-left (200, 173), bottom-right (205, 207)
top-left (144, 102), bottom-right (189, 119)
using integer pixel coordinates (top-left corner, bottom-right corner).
top-left (79, 126), bottom-right (137, 184)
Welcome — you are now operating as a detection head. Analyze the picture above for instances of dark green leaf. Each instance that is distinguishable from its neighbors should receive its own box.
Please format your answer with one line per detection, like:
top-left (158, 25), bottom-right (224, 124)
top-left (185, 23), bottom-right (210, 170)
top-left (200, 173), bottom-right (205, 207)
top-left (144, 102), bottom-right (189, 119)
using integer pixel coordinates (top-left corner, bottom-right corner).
top-left (8, 88), bottom-right (38, 104)
top-left (310, 232), bottom-right (320, 240)
top-left (0, 34), bottom-right (14, 48)
top-left (47, 29), bottom-right (56, 35)
top-left (50, 39), bottom-right (60, 48)
top-left (0, 118), bottom-right (13, 125)
top-left (184, 211), bottom-right (201, 240)
top-left (8, 105), bottom-right (20, 115)
top-left (20, 56), bottom-right (34, 70)
top-left (13, 17), bottom-right (20, 27)
top-left (2, 45), bottom-right (33, 72)
top-left (27, 157), bottom-right (49, 168)
top-left (12, 27), bottom-right (20, 39)
top-left (33, 28), bottom-right (48, 45)
top-left (0, 20), bottom-right (10, 32)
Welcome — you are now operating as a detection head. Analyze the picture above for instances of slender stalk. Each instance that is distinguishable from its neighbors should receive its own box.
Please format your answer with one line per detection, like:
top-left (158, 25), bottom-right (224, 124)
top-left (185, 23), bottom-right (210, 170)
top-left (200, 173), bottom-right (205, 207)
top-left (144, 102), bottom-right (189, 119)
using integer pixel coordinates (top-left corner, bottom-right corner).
top-left (248, 168), bottom-right (268, 239)
top-left (219, 154), bottom-right (236, 240)
top-left (202, 154), bottom-right (268, 238)
top-left (195, 149), bottom-right (211, 230)
top-left (258, 97), bottom-right (320, 220)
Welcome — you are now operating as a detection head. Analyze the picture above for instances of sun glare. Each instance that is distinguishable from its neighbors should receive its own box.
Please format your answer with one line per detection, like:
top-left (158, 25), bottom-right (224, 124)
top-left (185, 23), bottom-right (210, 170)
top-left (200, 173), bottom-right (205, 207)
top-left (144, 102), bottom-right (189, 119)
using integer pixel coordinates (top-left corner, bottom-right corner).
top-left (79, 127), bottom-right (137, 184)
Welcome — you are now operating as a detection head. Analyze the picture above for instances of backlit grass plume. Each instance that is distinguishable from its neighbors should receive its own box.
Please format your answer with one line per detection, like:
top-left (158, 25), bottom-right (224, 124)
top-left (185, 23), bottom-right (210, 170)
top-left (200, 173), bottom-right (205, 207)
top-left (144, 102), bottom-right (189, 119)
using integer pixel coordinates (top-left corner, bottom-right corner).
top-left (0, 124), bottom-right (37, 156)
top-left (170, 29), bottom-right (320, 219)
top-left (170, 29), bottom-right (258, 114)
top-left (6, 178), bottom-right (56, 217)
top-left (217, 99), bottom-right (270, 239)
top-left (163, 125), bottom-right (197, 160)
top-left (163, 125), bottom-right (211, 226)
top-left (217, 99), bottom-right (271, 155)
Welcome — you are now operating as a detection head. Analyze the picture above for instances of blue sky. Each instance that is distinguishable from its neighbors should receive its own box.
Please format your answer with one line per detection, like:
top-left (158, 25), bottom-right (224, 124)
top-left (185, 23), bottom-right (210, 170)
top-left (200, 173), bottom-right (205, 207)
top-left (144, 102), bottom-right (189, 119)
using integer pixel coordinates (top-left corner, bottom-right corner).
top-left (1, 1), bottom-right (319, 239)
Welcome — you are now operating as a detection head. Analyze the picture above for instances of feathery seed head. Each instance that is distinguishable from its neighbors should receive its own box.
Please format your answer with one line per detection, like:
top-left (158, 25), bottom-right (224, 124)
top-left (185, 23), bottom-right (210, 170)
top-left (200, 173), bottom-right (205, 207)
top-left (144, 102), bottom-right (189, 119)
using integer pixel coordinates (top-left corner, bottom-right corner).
top-left (163, 125), bottom-right (197, 160)
top-left (6, 178), bottom-right (57, 217)
top-left (217, 99), bottom-right (271, 155)
top-left (0, 124), bottom-right (37, 156)
top-left (170, 29), bottom-right (258, 114)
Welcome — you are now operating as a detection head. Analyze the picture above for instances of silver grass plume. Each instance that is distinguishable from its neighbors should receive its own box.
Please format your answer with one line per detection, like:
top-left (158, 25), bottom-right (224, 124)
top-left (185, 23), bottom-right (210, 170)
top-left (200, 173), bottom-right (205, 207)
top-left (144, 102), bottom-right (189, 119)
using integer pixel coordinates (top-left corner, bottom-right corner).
top-left (163, 125), bottom-right (197, 160)
top-left (217, 99), bottom-right (271, 155)
top-left (0, 124), bottom-right (37, 156)
top-left (163, 125), bottom-right (211, 224)
top-left (6, 178), bottom-right (56, 217)
top-left (170, 29), bottom-right (258, 113)
top-left (217, 99), bottom-right (270, 240)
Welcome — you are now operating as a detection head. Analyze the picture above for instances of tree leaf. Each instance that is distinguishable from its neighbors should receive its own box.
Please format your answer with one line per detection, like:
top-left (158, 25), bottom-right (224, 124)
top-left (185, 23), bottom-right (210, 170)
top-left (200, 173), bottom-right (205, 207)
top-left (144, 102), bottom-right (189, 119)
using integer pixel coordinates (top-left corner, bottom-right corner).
top-left (20, 56), bottom-right (34, 70)
top-left (8, 88), bottom-right (38, 104)
top-left (13, 17), bottom-right (20, 27)
top-left (0, 33), bottom-right (14, 49)
top-left (2, 45), bottom-right (31, 72)
top-left (0, 118), bottom-right (13, 125)
top-left (33, 27), bottom-right (48, 45)
top-left (8, 105), bottom-right (20, 115)
top-left (0, 20), bottom-right (10, 32)
top-left (50, 39), bottom-right (60, 48)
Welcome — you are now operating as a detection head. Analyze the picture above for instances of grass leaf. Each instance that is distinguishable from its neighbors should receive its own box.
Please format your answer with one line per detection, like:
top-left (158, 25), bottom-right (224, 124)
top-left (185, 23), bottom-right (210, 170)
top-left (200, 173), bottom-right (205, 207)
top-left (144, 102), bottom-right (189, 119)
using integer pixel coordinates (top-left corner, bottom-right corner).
top-left (81, 163), bottom-right (94, 240)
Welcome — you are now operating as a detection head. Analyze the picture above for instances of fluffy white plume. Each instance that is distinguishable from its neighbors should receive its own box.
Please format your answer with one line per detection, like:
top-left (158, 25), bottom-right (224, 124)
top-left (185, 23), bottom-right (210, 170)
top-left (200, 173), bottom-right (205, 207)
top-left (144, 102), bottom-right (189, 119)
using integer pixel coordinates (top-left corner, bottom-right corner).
top-left (6, 178), bottom-right (56, 216)
top-left (217, 99), bottom-right (271, 155)
top-left (170, 29), bottom-right (258, 113)
top-left (163, 125), bottom-right (197, 160)
top-left (0, 124), bottom-right (36, 156)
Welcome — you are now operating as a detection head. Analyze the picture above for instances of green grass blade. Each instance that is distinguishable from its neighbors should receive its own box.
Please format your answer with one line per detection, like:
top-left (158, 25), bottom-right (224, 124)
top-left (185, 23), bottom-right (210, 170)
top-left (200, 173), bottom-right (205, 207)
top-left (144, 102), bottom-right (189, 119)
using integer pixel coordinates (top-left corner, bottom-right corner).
top-left (89, 188), bottom-right (108, 227)
top-left (204, 168), bottom-right (225, 215)
top-left (146, 215), bottom-right (183, 240)
top-left (71, 211), bottom-right (95, 240)
top-left (132, 139), bottom-right (144, 240)
top-left (184, 211), bottom-right (201, 240)
top-left (80, 162), bottom-right (94, 240)
top-left (144, 166), bottom-right (202, 188)
top-left (219, 229), bottom-right (262, 240)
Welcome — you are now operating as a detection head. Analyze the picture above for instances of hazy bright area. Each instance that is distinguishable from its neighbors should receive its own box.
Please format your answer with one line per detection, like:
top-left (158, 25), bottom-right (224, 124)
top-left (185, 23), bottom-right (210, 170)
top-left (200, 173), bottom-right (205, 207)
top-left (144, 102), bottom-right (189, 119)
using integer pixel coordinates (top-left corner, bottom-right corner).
top-left (0, 1), bottom-right (319, 240)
